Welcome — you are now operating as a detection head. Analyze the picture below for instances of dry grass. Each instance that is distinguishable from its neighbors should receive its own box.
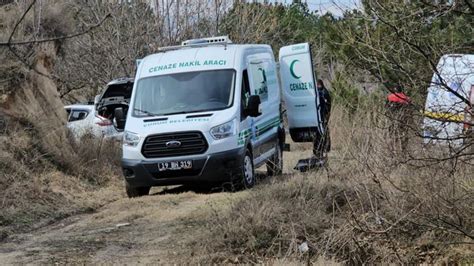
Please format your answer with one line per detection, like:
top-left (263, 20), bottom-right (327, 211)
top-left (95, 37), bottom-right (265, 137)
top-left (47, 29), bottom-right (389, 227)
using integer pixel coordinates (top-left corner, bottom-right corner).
top-left (198, 104), bottom-right (474, 264)
top-left (0, 2), bottom-right (124, 239)
top-left (0, 117), bottom-right (122, 239)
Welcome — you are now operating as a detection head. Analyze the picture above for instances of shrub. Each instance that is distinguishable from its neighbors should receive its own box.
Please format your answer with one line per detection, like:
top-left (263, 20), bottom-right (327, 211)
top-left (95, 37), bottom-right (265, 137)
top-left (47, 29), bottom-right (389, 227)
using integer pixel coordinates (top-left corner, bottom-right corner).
top-left (200, 103), bottom-right (473, 264)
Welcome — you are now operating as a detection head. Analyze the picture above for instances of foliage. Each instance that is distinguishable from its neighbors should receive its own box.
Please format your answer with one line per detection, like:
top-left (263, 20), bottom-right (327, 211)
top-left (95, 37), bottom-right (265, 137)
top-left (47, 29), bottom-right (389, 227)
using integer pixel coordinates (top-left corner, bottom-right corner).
top-left (220, 3), bottom-right (326, 59)
top-left (330, 70), bottom-right (361, 113)
top-left (54, 1), bottom-right (158, 102)
top-left (323, 0), bottom-right (474, 103)
top-left (202, 103), bottom-right (473, 264)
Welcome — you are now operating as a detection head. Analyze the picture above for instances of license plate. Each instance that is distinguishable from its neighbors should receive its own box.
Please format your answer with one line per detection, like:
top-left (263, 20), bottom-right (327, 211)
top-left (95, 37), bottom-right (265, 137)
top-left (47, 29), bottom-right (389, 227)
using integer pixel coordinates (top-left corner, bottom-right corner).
top-left (158, 160), bottom-right (192, 171)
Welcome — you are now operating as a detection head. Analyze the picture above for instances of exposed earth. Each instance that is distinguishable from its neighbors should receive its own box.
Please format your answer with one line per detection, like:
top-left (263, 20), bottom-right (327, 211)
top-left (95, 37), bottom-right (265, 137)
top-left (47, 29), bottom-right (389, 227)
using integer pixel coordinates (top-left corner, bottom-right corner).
top-left (0, 185), bottom-right (239, 264)
top-left (0, 147), bottom-right (310, 264)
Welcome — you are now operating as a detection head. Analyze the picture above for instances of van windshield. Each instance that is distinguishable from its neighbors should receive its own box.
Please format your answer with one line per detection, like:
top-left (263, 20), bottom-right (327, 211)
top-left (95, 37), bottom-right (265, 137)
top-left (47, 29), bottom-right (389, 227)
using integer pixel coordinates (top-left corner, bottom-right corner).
top-left (133, 70), bottom-right (235, 117)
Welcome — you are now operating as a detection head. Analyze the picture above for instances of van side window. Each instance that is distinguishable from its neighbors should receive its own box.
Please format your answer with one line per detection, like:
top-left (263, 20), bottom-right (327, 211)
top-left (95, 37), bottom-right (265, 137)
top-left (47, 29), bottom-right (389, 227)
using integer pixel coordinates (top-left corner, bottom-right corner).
top-left (241, 70), bottom-right (251, 120)
top-left (248, 61), bottom-right (269, 102)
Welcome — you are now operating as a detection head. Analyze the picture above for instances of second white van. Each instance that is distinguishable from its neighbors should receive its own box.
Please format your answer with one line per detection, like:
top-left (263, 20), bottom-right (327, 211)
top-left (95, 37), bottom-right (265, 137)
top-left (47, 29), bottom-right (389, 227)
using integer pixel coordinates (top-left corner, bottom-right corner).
top-left (423, 54), bottom-right (474, 146)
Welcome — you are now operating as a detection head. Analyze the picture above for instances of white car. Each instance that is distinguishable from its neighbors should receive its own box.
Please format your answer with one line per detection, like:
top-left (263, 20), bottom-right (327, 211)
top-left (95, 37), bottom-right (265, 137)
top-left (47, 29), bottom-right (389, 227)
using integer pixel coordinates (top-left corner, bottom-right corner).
top-left (65, 77), bottom-right (133, 140)
top-left (65, 104), bottom-right (117, 139)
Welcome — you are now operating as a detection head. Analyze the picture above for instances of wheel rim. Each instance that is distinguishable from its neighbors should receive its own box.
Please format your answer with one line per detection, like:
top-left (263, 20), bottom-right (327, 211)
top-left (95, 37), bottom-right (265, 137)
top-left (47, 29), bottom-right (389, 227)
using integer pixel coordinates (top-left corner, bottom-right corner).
top-left (244, 155), bottom-right (254, 184)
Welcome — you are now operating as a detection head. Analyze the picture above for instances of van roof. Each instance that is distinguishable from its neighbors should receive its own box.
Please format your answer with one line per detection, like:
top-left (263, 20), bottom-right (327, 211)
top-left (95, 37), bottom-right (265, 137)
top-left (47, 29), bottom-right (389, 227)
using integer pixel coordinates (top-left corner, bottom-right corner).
top-left (437, 54), bottom-right (474, 75)
top-left (139, 44), bottom-right (271, 78)
top-left (443, 53), bottom-right (474, 58)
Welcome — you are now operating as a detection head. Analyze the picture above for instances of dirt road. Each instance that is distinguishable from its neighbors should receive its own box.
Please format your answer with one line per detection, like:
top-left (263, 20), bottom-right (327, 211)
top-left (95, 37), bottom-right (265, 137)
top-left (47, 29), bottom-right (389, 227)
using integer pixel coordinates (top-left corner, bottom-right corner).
top-left (0, 184), bottom-right (248, 264)
top-left (0, 145), bottom-right (309, 264)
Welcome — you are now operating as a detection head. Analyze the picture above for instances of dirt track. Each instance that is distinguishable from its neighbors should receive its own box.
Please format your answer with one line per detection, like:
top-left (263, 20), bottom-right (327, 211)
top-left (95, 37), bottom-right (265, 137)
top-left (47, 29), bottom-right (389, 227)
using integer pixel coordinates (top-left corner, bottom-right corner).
top-left (0, 184), bottom-right (244, 264)
top-left (0, 145), bottom-right (309, 264)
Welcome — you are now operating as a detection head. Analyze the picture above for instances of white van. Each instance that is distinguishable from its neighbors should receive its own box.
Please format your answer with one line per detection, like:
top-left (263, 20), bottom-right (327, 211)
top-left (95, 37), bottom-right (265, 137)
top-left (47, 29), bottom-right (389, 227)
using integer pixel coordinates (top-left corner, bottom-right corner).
top-left (423, 54), bottom-right (474, 146)
top-left (119, 37), bottom-right (322, 197)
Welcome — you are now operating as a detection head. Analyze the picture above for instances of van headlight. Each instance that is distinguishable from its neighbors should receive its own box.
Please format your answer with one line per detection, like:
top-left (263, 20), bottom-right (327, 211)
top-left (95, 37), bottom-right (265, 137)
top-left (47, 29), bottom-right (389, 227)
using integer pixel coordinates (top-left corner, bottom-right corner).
top-left (210, 119), bottom-right (236, 140)
top-left (123, 131), bottom-right (140, 147)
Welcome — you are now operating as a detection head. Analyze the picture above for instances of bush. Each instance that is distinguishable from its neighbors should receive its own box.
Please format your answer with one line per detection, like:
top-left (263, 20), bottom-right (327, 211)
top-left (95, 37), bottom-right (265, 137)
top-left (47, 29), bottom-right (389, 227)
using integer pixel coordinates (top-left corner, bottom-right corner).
top-left (200, 103), bottom-right (473, 264)
top-left (330, 71), bottom-right (361, 113)
top-left (0, 117), bottom-right (121, 234)
top-left (0, 2), bottom-right (122, 235)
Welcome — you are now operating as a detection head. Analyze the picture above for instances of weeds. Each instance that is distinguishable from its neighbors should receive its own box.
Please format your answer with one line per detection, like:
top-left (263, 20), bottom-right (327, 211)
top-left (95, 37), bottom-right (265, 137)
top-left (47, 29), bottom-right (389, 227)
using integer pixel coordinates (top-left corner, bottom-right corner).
top-left (0, 118), bottom-right (122, 235)
top-left (201, 104), bottom-right (473, 264)
top-left (1, 3), bottom-right (122, 235)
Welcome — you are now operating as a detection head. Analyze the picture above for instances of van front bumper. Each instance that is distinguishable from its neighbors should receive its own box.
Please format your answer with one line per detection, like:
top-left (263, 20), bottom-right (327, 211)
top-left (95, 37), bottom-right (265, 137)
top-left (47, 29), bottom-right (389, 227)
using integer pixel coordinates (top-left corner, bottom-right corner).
top-left (121, 147), bottom-right (245, 188)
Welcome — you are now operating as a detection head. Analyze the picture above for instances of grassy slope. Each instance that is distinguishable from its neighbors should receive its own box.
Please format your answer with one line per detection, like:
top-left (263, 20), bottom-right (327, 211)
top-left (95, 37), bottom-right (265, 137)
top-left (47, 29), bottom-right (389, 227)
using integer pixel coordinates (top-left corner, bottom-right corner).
top-left (195, 105), bottom-right (474, 264)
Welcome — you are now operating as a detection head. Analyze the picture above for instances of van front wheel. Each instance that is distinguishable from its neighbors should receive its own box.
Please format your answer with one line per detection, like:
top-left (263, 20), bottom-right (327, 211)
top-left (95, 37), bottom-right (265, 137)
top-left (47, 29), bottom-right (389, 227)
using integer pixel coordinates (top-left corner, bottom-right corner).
top-left (234, 149), bottom-right (255, 190)
top-left (126, 183), bottom-right (150, 198)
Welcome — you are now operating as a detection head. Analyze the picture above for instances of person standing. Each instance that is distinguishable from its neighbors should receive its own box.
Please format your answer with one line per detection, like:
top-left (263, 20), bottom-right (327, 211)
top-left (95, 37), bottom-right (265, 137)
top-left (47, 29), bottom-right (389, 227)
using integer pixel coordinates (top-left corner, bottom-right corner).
top-left (313, 79), bottom-right (332, 159)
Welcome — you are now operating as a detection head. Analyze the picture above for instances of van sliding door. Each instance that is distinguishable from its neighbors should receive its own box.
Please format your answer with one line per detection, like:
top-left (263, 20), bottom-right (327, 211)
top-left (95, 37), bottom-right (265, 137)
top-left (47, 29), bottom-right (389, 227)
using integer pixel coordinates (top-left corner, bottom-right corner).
top-left (279, 43), bottom-right (323, 142)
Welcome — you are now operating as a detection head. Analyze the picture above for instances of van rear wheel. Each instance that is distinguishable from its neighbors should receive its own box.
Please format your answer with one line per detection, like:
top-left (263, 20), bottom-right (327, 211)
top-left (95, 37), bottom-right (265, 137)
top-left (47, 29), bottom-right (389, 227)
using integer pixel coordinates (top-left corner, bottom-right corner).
top-left (126, 183), bottom-right (150, 198)
top-left (267, 143), bottom-right (283, 176)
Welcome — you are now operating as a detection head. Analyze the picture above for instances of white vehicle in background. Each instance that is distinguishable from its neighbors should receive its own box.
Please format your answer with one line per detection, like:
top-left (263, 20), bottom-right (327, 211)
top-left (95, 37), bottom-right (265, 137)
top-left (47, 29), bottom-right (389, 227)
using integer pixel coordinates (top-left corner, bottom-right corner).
top-left (423, 54), bottom-right (474, 146)
top-left (65, 78), bottom-right (133, 140)
top-left (65, 104), bottom-right (117, 139)
top-left (65, 104), bottom-right (99, 138)
top-left (118, 36), bottom-right (323, 197)
top-left (94, 77), bottom-right (133, 140)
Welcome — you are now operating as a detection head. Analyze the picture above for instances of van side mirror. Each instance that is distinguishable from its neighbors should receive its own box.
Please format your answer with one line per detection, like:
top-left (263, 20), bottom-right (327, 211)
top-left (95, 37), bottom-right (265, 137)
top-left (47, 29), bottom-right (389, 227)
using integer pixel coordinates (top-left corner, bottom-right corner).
top-left (114, 107), bottom-right (126, 130)
top-left (246, 95), bottom-right (262, 117)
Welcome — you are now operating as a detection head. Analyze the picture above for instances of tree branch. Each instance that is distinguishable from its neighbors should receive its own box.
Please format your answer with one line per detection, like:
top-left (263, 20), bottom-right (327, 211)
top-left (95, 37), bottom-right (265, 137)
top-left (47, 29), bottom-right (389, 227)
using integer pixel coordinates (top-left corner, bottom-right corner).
top-left (2, 13), bottom-right (111, 46)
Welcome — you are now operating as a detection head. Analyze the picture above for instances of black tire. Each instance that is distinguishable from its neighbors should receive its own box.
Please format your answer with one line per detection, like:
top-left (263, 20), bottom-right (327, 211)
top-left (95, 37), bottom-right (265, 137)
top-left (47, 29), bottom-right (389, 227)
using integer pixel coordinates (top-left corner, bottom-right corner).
top-left (232, 149), bottom-right (255, 190)
top-left (267, 142), bottom-right (283, 176)
top-left (126, 182), bottom-right (150, 198)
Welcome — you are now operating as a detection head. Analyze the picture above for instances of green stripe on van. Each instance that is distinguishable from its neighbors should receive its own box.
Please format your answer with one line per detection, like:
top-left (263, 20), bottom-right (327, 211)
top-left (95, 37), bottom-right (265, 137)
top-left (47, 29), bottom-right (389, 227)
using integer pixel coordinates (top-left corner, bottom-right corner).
top-left (238, 116), bottom-right (281, 145)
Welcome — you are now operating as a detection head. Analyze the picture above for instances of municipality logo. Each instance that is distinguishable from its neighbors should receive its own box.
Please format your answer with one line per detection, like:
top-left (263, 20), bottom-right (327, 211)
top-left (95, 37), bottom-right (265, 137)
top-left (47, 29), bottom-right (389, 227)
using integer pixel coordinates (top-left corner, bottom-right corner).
top-left (290, 59), bottom-right (301, 79)
top-left (289, 59), bottom-right (313, 91)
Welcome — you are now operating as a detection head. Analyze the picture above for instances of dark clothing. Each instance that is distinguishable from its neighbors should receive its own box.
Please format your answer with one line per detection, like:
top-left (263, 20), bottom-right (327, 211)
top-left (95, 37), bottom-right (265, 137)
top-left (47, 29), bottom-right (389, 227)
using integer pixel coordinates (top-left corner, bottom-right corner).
top-left (318, 87), bottom-right (332, 123)
top-left (313, 86), bottom-right (332, 158)
top-left (313, 127), bottom-right (331, 158)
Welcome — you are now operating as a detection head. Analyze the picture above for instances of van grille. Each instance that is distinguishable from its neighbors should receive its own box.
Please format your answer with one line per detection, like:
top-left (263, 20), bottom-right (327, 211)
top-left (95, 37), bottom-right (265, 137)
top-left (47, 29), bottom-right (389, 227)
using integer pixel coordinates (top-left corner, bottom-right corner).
top-left (142, 131), bottom-right (208, 158)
